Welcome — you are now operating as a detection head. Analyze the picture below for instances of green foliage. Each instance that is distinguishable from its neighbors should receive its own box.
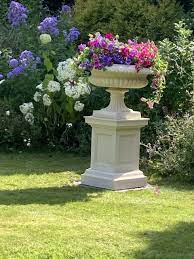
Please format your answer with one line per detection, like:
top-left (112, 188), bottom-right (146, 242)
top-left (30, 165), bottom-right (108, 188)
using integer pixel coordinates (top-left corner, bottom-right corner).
top-left (0, 1), bottom-right (79, 150)
top-left (159, 21), bottom-right (194, 113)
top-left (73, 0), bottom-right (185, 42)
top-left (145, 115), bottom-right (194, 181)
top-left (0, 100), bottom-right (42, 150)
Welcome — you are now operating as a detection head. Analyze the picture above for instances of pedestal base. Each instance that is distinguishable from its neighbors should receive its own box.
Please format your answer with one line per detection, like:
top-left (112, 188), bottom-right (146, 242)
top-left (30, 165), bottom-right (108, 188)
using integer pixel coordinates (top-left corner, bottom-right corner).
top-left (81, 116), bottom-right (149, 191)
top-left (81, 168), bottom-right (147, 190)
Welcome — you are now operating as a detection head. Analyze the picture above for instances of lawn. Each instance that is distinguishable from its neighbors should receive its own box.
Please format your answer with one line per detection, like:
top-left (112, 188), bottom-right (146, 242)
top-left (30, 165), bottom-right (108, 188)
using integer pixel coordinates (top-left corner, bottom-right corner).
top-left (0, 152), bottom-right (193, 259)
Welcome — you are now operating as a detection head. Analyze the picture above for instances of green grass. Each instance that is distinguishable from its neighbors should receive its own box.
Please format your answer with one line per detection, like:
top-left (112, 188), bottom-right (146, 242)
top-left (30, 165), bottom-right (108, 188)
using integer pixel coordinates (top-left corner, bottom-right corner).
top-left (0, 152), bottom-right (194, 259)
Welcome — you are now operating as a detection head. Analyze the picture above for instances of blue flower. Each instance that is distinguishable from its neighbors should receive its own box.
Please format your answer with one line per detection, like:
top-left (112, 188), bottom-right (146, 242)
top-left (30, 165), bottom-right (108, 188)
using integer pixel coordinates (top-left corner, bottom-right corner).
top-left (99, 54), bottom-right (113, 67)
top-left (61, 5), bottom-right (71, 13)
top-left (7, 66), bottom-right (25, 78)
top-left (7, 50), bottom-right (40, 79)
top-left (38, 17), bottom-right (59, 36)
top-left (8, 1), bottom-right (28, 27)
top-left (9, 58), bottom-right (19, 68)
top-left (0, 74), bottom-right (4, 80)
top-left (66, 27), bottom-right (80, 42)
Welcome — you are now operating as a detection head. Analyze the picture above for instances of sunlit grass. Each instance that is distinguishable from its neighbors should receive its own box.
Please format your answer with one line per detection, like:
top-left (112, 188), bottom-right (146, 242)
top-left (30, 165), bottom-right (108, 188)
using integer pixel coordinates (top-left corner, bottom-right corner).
top-left (0, 152), bottom-right (193, 258)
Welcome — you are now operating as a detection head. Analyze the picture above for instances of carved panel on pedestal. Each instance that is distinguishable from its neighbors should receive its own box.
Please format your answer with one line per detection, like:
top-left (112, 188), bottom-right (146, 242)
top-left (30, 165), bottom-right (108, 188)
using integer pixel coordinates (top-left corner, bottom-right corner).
top-left (118, 132), bottom-right (140, 170)
top-left (95, 133), bottom-right (113, 164)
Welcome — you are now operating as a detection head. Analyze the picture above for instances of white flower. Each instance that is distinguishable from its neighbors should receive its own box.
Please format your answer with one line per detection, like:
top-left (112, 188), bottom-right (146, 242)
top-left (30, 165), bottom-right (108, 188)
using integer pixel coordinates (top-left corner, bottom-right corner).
top-left (6, 110), bottom-right (10, 116)
top-left (43, 94), bottom-right (52, 106)
top-left (36, 83), bottom-right (43, 91)
top-left (77, 77), bottom-right (91, 95)
top-left (40, 34), bottom-right (52, 45)
top-left (47, 80), bottom-right (61, 93)
top-left (33, 91), bottom-right (42, 102)
top-left (74, 101), bottom-right (84, 112)
top-left (0, 79), bottom-right (5, 85)
top-left (24, 113), bottom-right (34, 125)
top-left (57, 59), bottom-right (76, 82)
top-left (19, 102), bottom-right (34, 115)
top-left (64, 81), bottom-right (80, 99)
top-left (66, 123), bottom-right (72, 128)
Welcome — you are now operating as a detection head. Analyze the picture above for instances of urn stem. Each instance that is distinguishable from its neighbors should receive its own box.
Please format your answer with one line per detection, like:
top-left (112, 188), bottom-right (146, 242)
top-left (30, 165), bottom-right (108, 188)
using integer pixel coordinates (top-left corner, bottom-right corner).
top-left (105, 88), bottom-right (130, 113)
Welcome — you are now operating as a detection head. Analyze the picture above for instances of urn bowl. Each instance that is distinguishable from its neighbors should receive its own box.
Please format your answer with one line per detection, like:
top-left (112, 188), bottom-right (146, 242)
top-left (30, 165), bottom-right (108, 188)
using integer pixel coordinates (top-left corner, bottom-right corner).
top-left (89, 64), bottom-right (152, 89)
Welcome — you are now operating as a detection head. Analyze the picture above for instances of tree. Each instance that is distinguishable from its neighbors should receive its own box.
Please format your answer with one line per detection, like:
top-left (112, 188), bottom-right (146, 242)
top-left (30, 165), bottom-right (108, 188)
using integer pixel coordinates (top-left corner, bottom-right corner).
top-left (73, 0), bottom-right (185, 42)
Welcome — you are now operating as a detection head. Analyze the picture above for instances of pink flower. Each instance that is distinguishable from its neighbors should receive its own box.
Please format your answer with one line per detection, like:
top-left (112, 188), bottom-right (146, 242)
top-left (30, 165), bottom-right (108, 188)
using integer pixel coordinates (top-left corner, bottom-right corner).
top-left (147, 100), bottom-right (154, 109)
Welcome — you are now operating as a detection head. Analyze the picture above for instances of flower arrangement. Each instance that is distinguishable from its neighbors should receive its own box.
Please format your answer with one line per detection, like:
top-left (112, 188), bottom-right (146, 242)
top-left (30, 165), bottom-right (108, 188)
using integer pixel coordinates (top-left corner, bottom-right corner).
top-left (77, 32), bottom-right (167, 108)
top-left (77, 32), bottom-right (158, 71)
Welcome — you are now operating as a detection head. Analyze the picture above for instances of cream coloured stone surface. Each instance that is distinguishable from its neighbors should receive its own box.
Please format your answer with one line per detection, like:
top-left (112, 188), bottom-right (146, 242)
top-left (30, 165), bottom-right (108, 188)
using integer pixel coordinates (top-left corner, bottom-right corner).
top-left (81, 65), bottom-right (151, 190)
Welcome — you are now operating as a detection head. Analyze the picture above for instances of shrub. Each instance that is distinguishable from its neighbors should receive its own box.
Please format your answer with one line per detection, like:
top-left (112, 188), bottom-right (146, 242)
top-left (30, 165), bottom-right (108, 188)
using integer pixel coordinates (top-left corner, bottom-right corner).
top-left (73, 0), bottom-right (185, 42)
top-left (144, 115), bottom-right (194, 181)
top-left (0, 100), bottom-right (42, 150)
top-left (159, 21), bottom-right (194, 114)
top-left (0, 1), bottom-right (80, 149)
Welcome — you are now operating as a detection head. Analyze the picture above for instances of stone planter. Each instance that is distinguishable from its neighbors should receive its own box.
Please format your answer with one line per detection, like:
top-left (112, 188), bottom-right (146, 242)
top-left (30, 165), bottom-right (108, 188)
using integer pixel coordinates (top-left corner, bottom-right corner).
top-left (81, 64), bottom-right (151, 190)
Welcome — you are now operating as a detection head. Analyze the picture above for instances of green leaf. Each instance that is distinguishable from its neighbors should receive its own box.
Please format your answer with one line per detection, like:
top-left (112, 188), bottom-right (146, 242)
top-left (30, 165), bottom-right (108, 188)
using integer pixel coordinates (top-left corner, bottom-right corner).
top-left (43, 53), bottom-right (53, 72)
top-left (65, 97), bottom-right (74, 115)
top-left (43, 74), bottom-right (54, 89)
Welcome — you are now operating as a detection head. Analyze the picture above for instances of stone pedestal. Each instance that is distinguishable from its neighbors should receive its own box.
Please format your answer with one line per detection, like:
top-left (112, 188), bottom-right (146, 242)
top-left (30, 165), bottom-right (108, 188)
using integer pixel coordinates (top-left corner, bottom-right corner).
top-left (81, 65), bottom-right (150, 190)
top-left (81, 116), bottom-right (148, 190)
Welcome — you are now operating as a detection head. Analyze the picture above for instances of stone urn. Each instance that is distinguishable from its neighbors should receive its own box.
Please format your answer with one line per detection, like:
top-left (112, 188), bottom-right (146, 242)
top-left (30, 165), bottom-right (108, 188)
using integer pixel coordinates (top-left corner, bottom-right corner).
top-left (81, 64), bottom-right (151, 190)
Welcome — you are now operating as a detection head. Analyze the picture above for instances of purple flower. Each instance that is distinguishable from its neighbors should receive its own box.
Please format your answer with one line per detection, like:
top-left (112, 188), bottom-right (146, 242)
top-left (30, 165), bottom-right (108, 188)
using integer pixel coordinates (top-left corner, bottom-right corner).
top-left (0, 74), bottom-right (4, 80)
top-left (66, 27), bottom-right (80, 42)
top-left (129, 50), bottom-right (137, 59)
top-left (78, 44), bottom-right (86, 51)
top-left (7, 50), bottom-right (40, 79)
top-left (9, 58), bottom-right (19, 68)
top-left (7, 72), bottom-right (14, 78)
top-left (99, 54), bottom-right (112, 66)
top-left (7, 66), bottom-right (25, 78)
top-left (61, 5), bottom-right (71, 13)
top-left (125, 57), bottom-right (132, 65)
top-left (19, 50), bottom-right (34, 61)
top-left (19, 50), bottom-right (39, 69)
top-left (107, 43), bottom-right (114, 51)
top-left (112, 54), bottom-right (125, 64)
top-left (8, 1), bottom-right (28, 27)
top-left (38, 17), bottom-right (59, 36)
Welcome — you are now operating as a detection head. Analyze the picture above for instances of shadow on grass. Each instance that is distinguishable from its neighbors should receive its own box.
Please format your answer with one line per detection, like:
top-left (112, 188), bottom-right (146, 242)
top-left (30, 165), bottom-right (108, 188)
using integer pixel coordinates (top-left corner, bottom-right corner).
top-left (134, 222), bottom-right (194, 259)
top-left (0, 152), bottom-right (90, 176)
top-left (0, 185), bottom-right (104, 205)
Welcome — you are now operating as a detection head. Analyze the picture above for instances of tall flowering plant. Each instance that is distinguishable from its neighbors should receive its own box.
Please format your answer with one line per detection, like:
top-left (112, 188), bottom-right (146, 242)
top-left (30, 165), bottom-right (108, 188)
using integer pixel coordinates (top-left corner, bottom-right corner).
top-left (0, 1), bottom-right (88, 148)
top-left (77, 33), bottom-right (167, 108)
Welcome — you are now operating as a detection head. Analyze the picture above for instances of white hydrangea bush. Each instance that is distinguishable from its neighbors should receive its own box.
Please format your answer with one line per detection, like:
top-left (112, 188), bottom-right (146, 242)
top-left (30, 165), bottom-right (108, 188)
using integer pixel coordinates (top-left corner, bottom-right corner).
top-left (19, 58), bottom-right (91, 126)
